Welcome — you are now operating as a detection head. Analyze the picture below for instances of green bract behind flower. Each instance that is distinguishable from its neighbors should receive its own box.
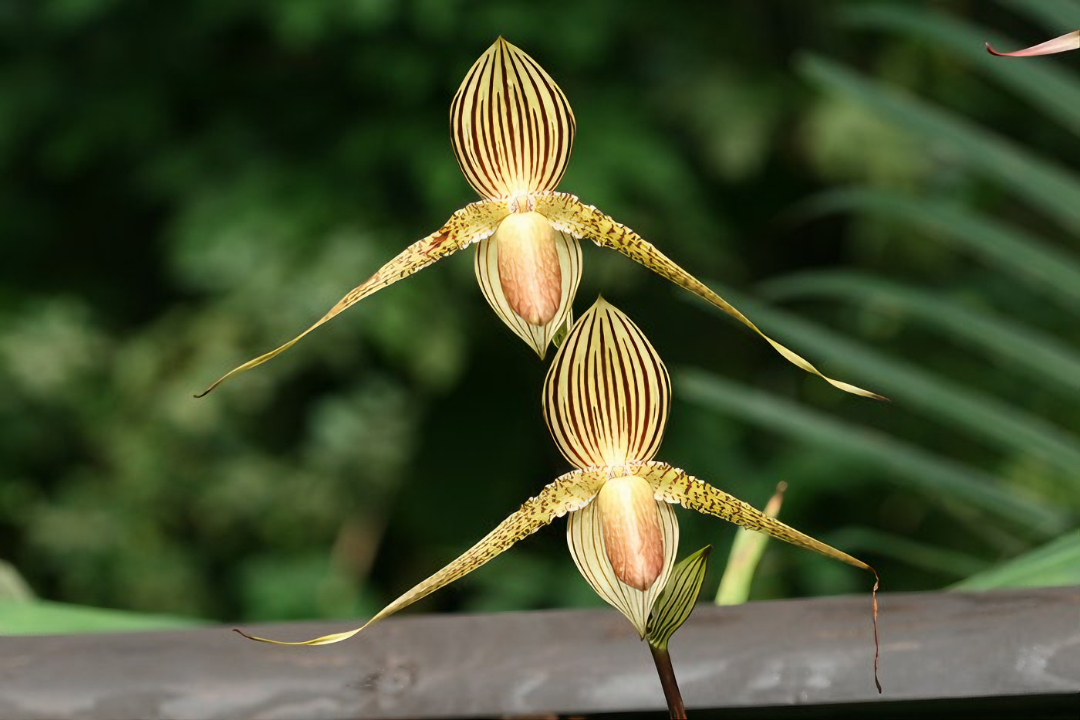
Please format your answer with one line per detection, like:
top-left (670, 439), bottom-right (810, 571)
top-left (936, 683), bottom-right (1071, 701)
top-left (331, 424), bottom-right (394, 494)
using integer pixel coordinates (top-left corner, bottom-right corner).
top-left (647, 545), bottom-right (712, 651)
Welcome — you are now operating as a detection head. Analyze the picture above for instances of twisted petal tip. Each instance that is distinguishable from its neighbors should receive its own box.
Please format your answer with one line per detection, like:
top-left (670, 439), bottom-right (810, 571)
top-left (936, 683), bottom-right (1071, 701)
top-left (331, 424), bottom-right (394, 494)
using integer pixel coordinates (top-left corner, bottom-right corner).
top-left (986, 30), bottom-right (1079, 57)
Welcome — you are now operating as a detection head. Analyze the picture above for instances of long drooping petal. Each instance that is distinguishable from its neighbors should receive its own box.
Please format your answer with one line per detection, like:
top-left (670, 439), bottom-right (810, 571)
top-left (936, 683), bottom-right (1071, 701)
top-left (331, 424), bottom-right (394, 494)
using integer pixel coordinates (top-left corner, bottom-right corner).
top-left (567, 487), bottom-right (679, 638)
top-left (544, 297), bottom-right (671, 469)
top-left (634, 461), bottom-right (870, 571)
top-left (475, 215), bottom-right (581, 357)
top-left (633, 459), bottom-right (881, 690)
top-left (236, 468), bottom-right (608, 646)
top-left (451, 38), bottom-right (575, 200)
top-left (197, 200), bottom-right (509, 397)
top-left (534, 192), bottom-right (885, 401)
top-left (987, 30), bottom-right (1078, 57)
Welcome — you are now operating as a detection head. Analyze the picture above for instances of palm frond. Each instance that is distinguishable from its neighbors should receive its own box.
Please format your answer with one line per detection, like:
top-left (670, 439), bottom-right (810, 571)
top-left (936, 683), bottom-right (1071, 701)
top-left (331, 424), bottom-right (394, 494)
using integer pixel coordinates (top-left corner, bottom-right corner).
top-left (761, 270), bottom-right (1080, 401)
top-left (802, 190), bottom-right (1080, 311)
top-left (842, 4), bottom-right (1080, 134)
top-left (999, 0), bottom-right (1080, 32)
top-left (952, 531), bottom-right (1080, 589)
top-left (699, 285), bottom-right (1080, 490)
top-left (801, 55), bottom-right (1080, 235)
top-left (675, 369), bottom-right (1066, 534)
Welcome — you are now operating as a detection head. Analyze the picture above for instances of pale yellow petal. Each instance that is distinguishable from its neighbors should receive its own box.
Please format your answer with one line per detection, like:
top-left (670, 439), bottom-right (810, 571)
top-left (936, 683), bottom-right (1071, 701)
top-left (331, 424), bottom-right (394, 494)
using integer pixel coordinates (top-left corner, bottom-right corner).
top-left (534, 193), bottom-right (885, 401)
top-left (197, 199), bottom-right (509, 397)
top-left (451, 38), bottom-right (575, 200)
top-left (544, 297), bottom-right (671, 469)
top-left (567, 486), bottom-right (679, 638)
top-left (235, 467), bottom-right (607, 646)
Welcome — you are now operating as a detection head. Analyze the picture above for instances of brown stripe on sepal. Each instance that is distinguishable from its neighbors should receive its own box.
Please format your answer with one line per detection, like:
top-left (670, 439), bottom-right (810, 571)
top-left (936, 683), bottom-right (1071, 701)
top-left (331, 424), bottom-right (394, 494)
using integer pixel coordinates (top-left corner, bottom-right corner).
top-left (543, 297), bottom-right (671, 469)
top-left (451, 38), bottom-right (575, 200)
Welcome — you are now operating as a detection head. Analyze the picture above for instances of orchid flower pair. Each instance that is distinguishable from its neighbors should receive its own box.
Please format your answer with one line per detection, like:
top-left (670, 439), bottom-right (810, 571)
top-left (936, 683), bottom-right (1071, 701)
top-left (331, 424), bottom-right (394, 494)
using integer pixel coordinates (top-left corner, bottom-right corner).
top-left (237, 297), bottom-right (880, 691)
top-left (196, 37), bottom-right (879, 401)
top-left (214, 18), bottom-right (1074, 711)
top-left (219, 37), bottom-right (884, 708)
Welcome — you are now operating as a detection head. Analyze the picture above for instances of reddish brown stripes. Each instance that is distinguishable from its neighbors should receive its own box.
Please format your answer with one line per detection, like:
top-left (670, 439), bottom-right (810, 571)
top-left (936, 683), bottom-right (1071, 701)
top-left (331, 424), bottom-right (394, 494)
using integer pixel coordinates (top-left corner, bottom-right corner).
top-left (450, 38), bottom-right (576, 200)
top-left (543, 298), bottom-right (671, 469)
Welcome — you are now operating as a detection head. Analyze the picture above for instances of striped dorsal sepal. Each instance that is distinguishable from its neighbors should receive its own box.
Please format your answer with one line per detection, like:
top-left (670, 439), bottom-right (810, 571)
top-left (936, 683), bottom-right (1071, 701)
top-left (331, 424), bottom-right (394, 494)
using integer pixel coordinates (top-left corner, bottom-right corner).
top-left (543, 297), bottom-right (672, 469)
top-left (451, 38), bottom-right (576, 201)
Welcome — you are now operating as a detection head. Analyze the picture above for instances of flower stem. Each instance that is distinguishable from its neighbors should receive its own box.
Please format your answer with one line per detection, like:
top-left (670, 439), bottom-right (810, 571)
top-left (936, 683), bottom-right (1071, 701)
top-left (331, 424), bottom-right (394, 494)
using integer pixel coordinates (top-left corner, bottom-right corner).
top-left (649, 643), bottom-right (686, 719)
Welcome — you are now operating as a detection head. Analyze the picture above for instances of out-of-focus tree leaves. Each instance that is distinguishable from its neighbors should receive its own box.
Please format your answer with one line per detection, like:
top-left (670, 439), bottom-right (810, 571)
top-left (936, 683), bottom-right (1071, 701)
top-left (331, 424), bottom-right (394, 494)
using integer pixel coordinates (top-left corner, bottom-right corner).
top-left (952, 532), bottom-right (1080, 591)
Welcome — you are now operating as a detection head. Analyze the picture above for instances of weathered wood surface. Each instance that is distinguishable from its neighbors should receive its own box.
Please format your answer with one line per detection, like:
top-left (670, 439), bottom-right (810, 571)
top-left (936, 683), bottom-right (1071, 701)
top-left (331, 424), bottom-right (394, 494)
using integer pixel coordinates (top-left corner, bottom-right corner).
top-left (1, 587), bottom-right (1077, 719)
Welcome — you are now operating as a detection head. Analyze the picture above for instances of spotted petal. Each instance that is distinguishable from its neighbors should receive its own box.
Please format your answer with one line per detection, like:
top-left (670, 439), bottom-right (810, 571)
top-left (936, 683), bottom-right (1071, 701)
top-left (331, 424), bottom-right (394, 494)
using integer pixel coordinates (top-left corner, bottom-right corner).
top-left (634, 462), bottom-right (869, 570)
top-left (235, 468), bottom-right (606, 646)
top-left (567, 488), bottom-right (679, 638)
top-left (544, 297), bottom-right (671, 469)
top-left (534, 193), bottom-right (885, 401)
top-left (633, 460), bottom-right (881, 691)
top-left (987, 30), bottom-right (1078, 57)
top-left (451, 38), bottom-right (576, 200)
top-left (197, 200), bottom-right (508, 397)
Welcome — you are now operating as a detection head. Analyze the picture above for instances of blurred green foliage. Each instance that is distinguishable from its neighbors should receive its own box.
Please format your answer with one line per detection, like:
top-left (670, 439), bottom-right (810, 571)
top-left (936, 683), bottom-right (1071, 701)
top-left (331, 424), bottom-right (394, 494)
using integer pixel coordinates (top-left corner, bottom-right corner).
top-left (0, 0), bottom-right (1077, 631)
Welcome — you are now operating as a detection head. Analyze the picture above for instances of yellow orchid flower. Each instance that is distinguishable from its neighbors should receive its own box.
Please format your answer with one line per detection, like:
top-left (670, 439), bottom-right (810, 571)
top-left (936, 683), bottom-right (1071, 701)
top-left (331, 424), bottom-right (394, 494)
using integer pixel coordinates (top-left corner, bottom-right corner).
top-left (236, 297), bottom-right (880, 691)
top-left (987, 30), bottom-right (1079, 57)
top-left (197, 37), bottom-right (881, 400)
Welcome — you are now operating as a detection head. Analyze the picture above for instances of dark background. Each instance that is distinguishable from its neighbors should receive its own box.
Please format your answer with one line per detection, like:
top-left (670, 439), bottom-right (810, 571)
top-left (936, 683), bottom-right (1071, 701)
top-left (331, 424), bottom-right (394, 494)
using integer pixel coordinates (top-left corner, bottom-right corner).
top-left (1, 0), bottom-right (1077, 628)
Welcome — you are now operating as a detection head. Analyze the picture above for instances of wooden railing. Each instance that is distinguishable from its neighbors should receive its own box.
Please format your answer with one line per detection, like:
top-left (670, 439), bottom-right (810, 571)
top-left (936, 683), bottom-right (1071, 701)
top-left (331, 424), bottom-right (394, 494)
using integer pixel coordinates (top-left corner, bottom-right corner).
top-left (2, 586), bottom-right (1077, 719)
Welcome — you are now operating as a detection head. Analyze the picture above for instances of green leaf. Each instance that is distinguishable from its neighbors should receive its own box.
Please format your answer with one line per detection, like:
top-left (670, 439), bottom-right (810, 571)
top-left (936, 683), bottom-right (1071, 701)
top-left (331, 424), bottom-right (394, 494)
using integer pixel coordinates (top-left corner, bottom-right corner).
top-left (761, 270), bottom-right (1080, 401)
top-left (800, 55), bottom-right (1080, 235)
top-left (952, 531), bottom-right (1080, 590)
top-left (715, 484), bottom-right (785, 606)
top-left (647, 545), bottom-right (711, 651)
top-left (0, 601), bottom-right (206, 635)
top-left (999, 0), bottom-right (1080, 33)
top-left (551, 310), bottom-right (572, 349)
top-left (0, 560), bottom-right (34, 602)
top-left (675, 369), bottom-right (1066, 534)
top-left (842, 4), bottom-right (1080, 134)
top-left (712, 285), bottom-right (1080, 489)
top-left (827, 526), bottom-right (990, 579)
top-left (802, 190), bottom-right (1080, 312)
